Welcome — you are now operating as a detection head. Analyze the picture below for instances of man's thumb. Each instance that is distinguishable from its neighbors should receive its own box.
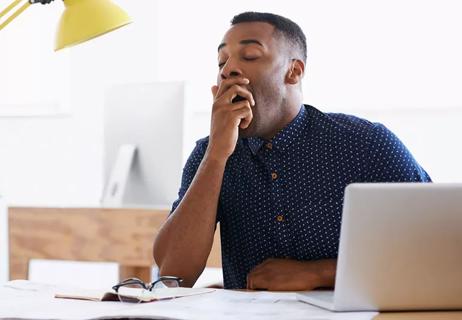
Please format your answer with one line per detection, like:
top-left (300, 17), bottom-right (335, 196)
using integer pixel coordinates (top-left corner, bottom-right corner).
top-left (211, 85), bottom-right (218, 98)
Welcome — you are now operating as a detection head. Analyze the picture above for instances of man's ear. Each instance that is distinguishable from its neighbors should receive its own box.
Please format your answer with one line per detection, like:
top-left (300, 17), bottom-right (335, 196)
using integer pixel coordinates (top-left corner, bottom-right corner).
top-left (285, 59), bottom-right (305, 85)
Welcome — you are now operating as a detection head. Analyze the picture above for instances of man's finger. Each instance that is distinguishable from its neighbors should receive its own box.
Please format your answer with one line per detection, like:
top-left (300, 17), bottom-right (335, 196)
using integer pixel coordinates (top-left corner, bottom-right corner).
top-left (239, 117), bottom-right (251, 129)
top-left (247, 272), bottom-right (270, 290)
top-left (246, 274), bottom-right (252, 290)
top-left (211, 85), bottom-right (218, 98)
top-left (226, 86), bottom-right (255, 106)
top-left (249, 258), bottom-right (275, 274)
top-left (215, 78), bottom-right (249, 99)
top-left (231, 102), bottom-right (253, 128)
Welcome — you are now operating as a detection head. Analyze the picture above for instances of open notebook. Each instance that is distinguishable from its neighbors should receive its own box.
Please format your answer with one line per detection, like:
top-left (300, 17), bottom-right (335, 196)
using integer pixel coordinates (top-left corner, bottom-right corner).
top-left (55, 287), bottom-right (215, 302)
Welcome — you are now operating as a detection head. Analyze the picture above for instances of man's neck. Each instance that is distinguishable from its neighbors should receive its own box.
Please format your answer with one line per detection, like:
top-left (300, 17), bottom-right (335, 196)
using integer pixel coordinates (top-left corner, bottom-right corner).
top-left (262, 101), bottom-right (302, 140)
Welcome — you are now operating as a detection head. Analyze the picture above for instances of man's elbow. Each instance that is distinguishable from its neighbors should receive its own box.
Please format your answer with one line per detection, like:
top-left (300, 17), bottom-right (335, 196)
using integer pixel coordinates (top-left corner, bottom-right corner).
top-left (152, 234), bottom-right (165, 268)
top-left (153, 238), bottom-right (200, 287)
top-left (158, 262), bottom-right (204, 288)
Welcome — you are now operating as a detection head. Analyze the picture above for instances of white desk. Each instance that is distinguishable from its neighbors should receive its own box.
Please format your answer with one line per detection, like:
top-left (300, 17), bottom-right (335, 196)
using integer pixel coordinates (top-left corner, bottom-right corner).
top-left (0, 280), bottom-right (376, 320)
top-left (4, 281), bottom-right (462, 320)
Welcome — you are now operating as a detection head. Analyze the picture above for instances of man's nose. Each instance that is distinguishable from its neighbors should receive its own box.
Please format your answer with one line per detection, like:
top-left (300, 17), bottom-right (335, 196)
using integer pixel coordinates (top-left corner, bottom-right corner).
top-left (220, 60), bottom-right (243, 80)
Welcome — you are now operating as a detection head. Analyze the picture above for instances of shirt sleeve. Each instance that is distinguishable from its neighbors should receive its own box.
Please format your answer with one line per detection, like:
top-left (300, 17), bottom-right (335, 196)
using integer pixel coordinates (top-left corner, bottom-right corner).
top-left (365, 123), bottom-right (432, 182)
top-left (170, 138), bottom-right (209, 214)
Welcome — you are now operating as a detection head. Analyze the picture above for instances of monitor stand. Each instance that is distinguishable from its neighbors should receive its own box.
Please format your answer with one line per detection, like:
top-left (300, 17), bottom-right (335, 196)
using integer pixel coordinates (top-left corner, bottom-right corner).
top-left (101, 144), bottom-right (137, 207)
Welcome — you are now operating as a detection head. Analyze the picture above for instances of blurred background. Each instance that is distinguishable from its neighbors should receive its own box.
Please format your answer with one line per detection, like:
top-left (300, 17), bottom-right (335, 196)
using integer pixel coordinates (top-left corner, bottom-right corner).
top-left (1, 0), bottom-right (461, 287)
top-left (1, 0), bottom-right (461, 207)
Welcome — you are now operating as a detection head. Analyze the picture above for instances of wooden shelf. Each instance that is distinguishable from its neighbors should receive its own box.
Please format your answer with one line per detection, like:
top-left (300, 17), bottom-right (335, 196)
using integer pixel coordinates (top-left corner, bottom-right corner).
top-left (8, 207), bottom-right (222, 282)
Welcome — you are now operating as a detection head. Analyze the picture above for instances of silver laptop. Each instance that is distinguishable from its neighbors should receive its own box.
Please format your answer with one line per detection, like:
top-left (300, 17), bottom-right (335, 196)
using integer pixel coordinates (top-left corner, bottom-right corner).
top-left (297, 183), bottom-right (462, 311)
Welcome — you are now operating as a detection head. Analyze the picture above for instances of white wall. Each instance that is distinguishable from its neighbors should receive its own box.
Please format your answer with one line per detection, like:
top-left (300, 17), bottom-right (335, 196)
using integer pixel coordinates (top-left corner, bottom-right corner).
top-left (1, 0), bottom-right (461, 207)
top-left (157, 0), bottom-right (462, 183)
top-left (0, 0), bottom-right (160, 206)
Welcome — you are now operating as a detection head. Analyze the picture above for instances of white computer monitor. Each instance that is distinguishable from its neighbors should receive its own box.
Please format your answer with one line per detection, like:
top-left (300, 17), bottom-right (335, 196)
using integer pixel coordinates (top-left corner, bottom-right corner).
top-left (103, 82), bottom-right (186, 208)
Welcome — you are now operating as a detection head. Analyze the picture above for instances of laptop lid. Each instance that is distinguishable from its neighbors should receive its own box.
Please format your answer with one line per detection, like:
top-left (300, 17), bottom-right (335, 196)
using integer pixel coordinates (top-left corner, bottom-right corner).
top-left (333, 183), bottom-right (462, 311)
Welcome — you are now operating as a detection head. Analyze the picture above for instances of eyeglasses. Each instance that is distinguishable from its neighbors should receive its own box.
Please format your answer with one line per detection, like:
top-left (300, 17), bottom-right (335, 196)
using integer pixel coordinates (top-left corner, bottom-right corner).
top-left (112, 276), bottom-right (183, 303)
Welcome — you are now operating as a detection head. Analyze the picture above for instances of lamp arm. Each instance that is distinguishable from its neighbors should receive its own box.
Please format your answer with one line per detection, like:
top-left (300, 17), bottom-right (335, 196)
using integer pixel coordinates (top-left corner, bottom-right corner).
top-left (31, 0), bottom-right (54, 3)
top-left (0, 0), bottom-right (54, 31)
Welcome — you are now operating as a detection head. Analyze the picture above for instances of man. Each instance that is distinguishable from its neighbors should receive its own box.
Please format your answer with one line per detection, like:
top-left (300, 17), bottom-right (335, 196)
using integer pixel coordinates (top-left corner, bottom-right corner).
top-left (153, 12), bottom-right (431, 291)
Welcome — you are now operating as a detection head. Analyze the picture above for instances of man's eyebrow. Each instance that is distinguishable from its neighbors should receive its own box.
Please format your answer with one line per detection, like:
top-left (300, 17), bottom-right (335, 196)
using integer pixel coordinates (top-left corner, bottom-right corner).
top-left (217, 39), bottom-right (264, 52)
top-left (240, 39), bottom-right (264, 47)
top-left (218, 42), bottom-right (226, 52)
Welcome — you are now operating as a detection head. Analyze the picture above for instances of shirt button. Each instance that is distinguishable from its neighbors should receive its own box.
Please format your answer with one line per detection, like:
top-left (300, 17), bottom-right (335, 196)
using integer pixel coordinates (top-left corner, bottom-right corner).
top-left (266, 142), bottom-right (273, 150)
top-left (276, 215), bottom-right (284, 222)
top-left (271, 172), bottom-right (278, 180)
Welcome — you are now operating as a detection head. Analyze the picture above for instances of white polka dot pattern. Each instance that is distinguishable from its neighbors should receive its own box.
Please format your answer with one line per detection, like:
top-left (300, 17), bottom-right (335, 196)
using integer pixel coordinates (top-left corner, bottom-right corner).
top-left (171, 105), bottom-right (431, 289)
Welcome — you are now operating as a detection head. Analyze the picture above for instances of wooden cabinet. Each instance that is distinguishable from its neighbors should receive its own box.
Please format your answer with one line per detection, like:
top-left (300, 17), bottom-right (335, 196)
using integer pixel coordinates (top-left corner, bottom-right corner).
top-left (8, 207), bottom-right (221, 282)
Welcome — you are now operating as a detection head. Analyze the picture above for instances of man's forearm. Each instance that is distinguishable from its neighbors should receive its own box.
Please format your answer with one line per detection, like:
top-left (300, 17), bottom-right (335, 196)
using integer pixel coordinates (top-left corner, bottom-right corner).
top-left (246, 258), bottom-right (337, 291)
top-left (154, 76), bottom-right (253, 286)
top-left (153, 151), bottom-right (227, 287)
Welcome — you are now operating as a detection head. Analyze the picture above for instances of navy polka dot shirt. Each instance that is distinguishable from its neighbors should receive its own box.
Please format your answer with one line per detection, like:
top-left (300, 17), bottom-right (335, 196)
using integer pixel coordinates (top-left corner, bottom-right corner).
top-left (171, 105), bottom-right (431, 289)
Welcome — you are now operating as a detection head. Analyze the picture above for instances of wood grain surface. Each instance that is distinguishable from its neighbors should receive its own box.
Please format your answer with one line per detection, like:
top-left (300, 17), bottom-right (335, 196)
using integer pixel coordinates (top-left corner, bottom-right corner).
top-left (373, 311), bottom-right (462, 320)
top-left (9, 207), bottom-right (222, 282)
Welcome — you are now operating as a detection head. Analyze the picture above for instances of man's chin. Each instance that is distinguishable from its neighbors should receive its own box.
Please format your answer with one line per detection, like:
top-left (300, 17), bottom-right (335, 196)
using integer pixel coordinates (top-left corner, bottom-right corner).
top-left (238, 125), bottom-right (257, 138)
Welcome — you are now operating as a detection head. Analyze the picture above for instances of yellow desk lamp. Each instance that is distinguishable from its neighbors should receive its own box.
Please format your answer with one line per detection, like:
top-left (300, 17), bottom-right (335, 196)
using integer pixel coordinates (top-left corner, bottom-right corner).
top-left (0, 0), bottom-right (131, 51)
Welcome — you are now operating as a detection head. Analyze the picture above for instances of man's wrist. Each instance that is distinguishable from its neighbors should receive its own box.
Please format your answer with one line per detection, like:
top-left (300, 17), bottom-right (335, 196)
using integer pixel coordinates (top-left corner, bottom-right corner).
top-left (314, 259), bottom-right (337, 288)
top-left (204, 146), bottom-right (229, 165)
top-left (302, 259), bottom-right (336, 289)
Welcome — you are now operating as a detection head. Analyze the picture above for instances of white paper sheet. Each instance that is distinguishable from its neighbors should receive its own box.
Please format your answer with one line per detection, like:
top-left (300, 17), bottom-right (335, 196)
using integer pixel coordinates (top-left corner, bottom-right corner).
top-left (0, 280), bottom-right (378, 320)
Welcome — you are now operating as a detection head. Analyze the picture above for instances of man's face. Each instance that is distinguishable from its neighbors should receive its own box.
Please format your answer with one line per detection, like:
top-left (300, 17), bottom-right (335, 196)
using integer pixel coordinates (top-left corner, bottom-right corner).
top-left (217, 22), bottom-right (291, 138)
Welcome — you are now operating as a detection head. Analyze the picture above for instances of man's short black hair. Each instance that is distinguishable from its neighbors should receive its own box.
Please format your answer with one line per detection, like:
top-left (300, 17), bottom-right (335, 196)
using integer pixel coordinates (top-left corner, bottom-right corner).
top-left (231, 12), bottom-right (307, 63)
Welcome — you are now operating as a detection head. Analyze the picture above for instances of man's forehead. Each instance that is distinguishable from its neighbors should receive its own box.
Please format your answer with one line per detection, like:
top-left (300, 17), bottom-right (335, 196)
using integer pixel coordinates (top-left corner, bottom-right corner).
top-left (220, 22), bottom-right (276, 48)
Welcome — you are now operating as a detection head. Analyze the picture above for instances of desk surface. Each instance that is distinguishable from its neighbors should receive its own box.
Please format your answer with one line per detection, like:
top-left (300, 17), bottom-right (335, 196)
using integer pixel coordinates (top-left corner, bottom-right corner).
top-left (7, 209), bottom-right (462, 319)
top-left (0, 280), bottom-right (371, 320)
top-left (1, 281), bottom-right (462, 320)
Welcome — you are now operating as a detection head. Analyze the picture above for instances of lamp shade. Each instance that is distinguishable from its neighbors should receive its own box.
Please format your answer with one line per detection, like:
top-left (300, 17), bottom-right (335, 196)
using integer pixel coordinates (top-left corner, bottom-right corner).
top-left (55, 0), bottom-right (131, 51)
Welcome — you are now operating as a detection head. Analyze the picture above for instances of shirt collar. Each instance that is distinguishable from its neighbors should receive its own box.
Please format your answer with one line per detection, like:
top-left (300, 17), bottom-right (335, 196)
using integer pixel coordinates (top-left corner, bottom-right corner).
top-left (245, 105), bottom-right (308, 155)
top-left (246, 136), bottom-right (265, 155)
